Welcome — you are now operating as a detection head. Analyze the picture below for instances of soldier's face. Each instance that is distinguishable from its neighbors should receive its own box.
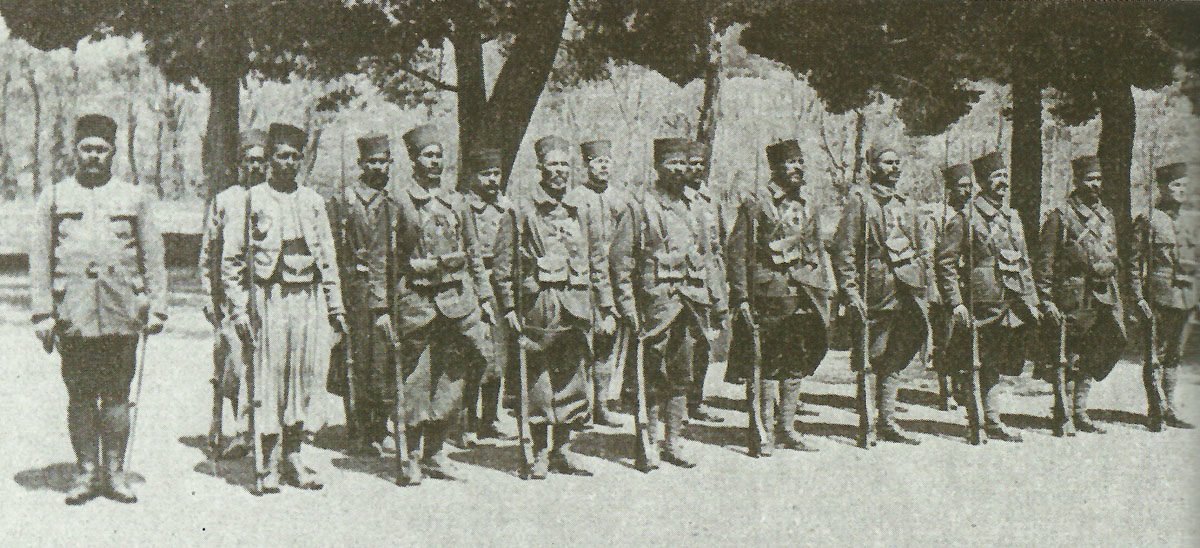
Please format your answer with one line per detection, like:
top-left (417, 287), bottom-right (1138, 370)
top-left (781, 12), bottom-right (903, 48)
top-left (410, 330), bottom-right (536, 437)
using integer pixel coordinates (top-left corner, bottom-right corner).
top-left (413, 144), bottom-right (444, 181)
top-left (656, 153), bottom-right (690, 187)
top-left (473, 167), bottom-right (503, 200)
top-left (985, 168), bottom-right (1010, 201)
top-left (687, 155), bottom-right (706, 186)
top-left (75, 137), bottom-right (114, 178)
top-left (360, 151), bottom-right (391, 188)
top-left (1076, 170), bottom-right (1102, 199)
top-left (270, 143), bottom-right (303, 183)
top-left (586, 155), bottom-right (611, 185)
top-left (872, 151), bottom-right (902, 187)
top-left (241, 145), bottom-right (267, 184)
top-left (538, 149), bottom-right (571, 194)
top-left (773, 155), bottom-right (805, 189)
top-left (1162, 178), bottom-right (1187, 205)
top-left (949, 176), bottom-right (973, 207)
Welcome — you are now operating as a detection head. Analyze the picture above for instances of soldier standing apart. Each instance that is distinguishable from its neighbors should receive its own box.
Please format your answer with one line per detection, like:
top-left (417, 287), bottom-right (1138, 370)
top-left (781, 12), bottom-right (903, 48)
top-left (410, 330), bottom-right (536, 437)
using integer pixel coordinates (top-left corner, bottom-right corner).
top-left (462, 146), bottom-right (512, 442)
top-left (831, 144), bottom-right (931, 445)
top-left (222, 123), bottom-right (347, 493)
top-left (391, 125), bottom-right (491, 484)
top-left (926, 163), bottom-right (973, 410)
top-left (1130, 162), bottom-right (1195, 430)
top-left (936, 152), bottom-right (1041, 442)
top-left (572, 139), bottom-right (631, 428)
top-left (1034, 155), bottom-right (1128, 436)
top-left (30, 113), bottom-right (167, 505)
top-left (495, 136), bottom-right (615, 478)
top-left (327, 133), bottom-right (400, 455)
top-left (726, 139), bottom-right (830, 453)
top-left (682, 140), bottom-right (729, 424)
top-left (611, 138), bottom-right (723, 469)
top-left (199, 128), bottom-right (268, 460)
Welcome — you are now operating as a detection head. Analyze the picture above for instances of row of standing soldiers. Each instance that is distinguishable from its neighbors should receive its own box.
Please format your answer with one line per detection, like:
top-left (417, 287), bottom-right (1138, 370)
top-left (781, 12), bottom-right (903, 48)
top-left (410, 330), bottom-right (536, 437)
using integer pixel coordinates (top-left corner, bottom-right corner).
top-left (31, 113), bottom-right (1196, 503)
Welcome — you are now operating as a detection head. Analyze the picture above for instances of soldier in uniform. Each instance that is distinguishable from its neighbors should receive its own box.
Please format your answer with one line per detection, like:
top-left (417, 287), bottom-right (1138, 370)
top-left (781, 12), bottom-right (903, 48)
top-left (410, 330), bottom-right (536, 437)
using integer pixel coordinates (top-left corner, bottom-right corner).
top-left (222, 123), bottom-right (347, 493)
top-left (725, 139), bottom-right (830, 453)
top-left (1034, 154), bottom-right (1128, 435)
top-left (198, 128), bottom-right (268, 460)
top-left (611, 137), bottom-right (725, 469)
top-left (572, 139), bottom-right (630, 428)
top-left (462, 146), bottom-right (512, 442)
top-left (326, 133), bottom-right (400, 455)
top-left (30, 113), bottom-right (168, 505)
top-left (391, 125), bottom-right (491, 484)
top-left (682, 140), bottom-right (728, 424)
top-left (1130, 162), bottom-right (1195, 430)
top-left (936, 151), bottom-right (1041, 442)
top-left (831, 143), bottom-right (931, 445)
top-left (925, 163), bottom-right (974, 410)
top-left (495, 136), bottom-right (615, 478)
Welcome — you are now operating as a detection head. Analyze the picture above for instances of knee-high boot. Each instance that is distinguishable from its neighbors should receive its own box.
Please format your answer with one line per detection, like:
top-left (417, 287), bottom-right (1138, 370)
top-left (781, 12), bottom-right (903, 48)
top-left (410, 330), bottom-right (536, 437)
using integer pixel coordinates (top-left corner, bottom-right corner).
top-left (65, 397), bottom-right (101, 505)
top-left (778, 378), bottom-right (813, 450)
top-left (100, 399), bottom-right (137, 503)
top-left (1073, 376), bottom-right (1105, 434)
top-left (1162, 367), bottom-right (1195, 429)
top-left (878, 372), bottom-right (919, 445)
top-left (662, 395), bottom-right (696, 468)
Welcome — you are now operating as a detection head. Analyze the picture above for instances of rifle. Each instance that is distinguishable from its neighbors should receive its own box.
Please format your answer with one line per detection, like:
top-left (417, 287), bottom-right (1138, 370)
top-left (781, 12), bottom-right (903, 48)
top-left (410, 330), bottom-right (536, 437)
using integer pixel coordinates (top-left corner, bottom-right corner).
top-left (632, 327), bottom-right (657, 471)
top-left (510, 210), bottom-right (535, 478)
top-left (1141, 184), bottom-right (1166, 432)
top-left (338, 134), bottom-right (360, 445)
top-left (43, 181), bottom-right (59, 354)
top-left (1051, 316), bottom-right (1074, 437)
top-left (963, 181), bottom-right (987, 445)
top-left (203, 195), bottom-right (225, 473)
top-left (744, 211), bottom-right (770, 456)
top-left (855, 192), bottom-right (878, 449)
top-left (241, 185), bottom-right (264, 494)
top-left (124, 196), bottom-right (156, 470)
top-left (387, 198), bottom-right (410, 484)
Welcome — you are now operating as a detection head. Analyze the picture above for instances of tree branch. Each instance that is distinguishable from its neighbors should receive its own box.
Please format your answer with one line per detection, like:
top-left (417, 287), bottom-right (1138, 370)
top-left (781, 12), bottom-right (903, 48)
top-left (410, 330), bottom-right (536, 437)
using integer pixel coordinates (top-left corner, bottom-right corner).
top-left (397, 61), bottom-right (458, 92)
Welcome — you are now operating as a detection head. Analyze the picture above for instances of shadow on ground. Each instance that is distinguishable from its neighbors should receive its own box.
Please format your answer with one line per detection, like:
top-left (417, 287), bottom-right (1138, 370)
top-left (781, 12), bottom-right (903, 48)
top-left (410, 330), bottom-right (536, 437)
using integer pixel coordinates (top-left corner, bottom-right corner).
top-left (13, 462), bottom-right (146, 493)
top-left (179, 434), bottom-right (256, 493)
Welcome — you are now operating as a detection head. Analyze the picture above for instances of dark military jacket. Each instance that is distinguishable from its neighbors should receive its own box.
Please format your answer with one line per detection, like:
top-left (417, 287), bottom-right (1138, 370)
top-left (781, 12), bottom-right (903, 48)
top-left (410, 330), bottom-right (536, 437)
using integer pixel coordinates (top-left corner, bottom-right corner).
top-left (936, 196), bottom-right (1039, 327)
top-left (1035, 195), bottom-right (1124, 318)
top-left (831, 184), bottom-right (930, 313)
top-left (918, 200), bottom-right (960, 308)
top-left (390, 185), bottom-right (491, 333)
top-left (1130, 206), bottom-right (1198, 311)
top-left (726, 182), bottom-right (831, 321)
top-left (29, 177), bottom-right (168, 338)
top-left (611, 184), bottom-right (725, 337)
top-left (327, 181), bottom-right (401, 312)
top-left (685, 184), bottom-right (729, 313)
top-left (569, 183), bottom-right (632, 317)
top-left (466, 192), bottom-right (512, 293)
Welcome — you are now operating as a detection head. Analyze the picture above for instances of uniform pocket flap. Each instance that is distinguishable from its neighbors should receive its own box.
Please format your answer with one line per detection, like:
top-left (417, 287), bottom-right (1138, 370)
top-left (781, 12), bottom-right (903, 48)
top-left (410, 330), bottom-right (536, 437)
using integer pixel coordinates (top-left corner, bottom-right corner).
top-left (537, 255), bottom-right (569, 282)
top-left (282, 254), bottom-right (315, 271)
top-left (410, 257), bottom-right (439, 275)
top-left (439, 251), bottom-right (467, 271)
top-left (999, 248), bottom-right (1022, 263)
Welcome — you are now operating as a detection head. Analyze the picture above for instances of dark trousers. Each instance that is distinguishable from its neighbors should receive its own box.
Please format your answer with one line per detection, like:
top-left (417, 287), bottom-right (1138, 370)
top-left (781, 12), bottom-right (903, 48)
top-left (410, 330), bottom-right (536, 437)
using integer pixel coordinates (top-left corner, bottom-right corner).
top-left (60, 335), bottom-right (138, 468)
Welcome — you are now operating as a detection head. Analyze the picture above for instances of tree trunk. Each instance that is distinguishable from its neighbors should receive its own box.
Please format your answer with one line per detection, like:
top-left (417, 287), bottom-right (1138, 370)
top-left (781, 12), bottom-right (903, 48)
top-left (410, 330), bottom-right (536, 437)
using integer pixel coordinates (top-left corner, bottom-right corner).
top-left (1010, 73), bottom-right (1043, 244)
top-left (1097, 81), bottom-right (1135, 290)
top-left (26, 68), bottom-right (41, 198)
top-left (154, 118), bottom-right (165, 198)
top-left (695, 16), bottom-right (722, 185)
top-left (451, 1), bottom-right (486, 167)
top-left (850, 109), bottom-right (865, 186)
top-left (201, 72), bottom-right (241, 202)
top-left (126, 99), bottom-right (139, 185)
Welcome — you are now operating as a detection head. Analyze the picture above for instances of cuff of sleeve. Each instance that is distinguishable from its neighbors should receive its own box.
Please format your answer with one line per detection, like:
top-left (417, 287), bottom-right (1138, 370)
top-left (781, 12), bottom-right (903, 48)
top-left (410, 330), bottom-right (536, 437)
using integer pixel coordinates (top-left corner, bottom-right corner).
top-left (31, 312), bottom-right (51, 324)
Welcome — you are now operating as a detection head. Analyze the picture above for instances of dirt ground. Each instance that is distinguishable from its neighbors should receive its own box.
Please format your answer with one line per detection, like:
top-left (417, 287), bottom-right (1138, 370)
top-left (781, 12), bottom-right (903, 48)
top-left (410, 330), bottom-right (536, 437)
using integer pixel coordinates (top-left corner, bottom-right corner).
top-left (0, 303), bottom-right (1196, 547)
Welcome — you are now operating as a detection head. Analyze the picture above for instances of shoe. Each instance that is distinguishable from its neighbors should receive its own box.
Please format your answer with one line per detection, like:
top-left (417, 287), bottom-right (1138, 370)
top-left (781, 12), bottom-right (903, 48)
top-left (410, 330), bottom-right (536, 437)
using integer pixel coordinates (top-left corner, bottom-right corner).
top-left (661, 450), bottom-right (697, 468)
top-left (476, 422), bottom-right (512, 440)
top-left (460, 431), bottom-right (479, 448)
top-left (1074, 414), bottom-right (1106, 434)
top-left (401, 451), bottom-right (423, 486)
top-left (105, 471), bottom-right (138, 504)
top-left (1146, 413), bottom-right (1165, 433)
top-left (777, 430), bottom-right (817, 452)
top-left (220, 435), bottom-right (253, 460)
top-left (985, 423), bottom-right (1023, 443)
top-left (548, 452), bottom-right (593, 476)
top-left (878, 426), bottom-right (921, 445)
top-left (64, 464), bottom-right (102, 506)
top-left (422, 453), bottom-right (458, 481)
top-left (282, 455), bottom-right (324, 490)
top-left (529, 452), bottom-right (549, 480)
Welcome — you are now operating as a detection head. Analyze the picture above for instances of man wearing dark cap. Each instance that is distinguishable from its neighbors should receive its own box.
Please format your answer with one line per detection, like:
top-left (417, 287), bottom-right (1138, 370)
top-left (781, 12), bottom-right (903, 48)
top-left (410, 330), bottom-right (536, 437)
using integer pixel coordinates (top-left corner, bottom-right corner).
top-left (569, 138), bottom-right (631, 428)
top-left (924, 163), bottom-right (975, 410)
top-left (831, 143), bottom-right (931, 445)
top-left (388, 124), bottom-right (491, 484)
top-left (495, 135), bottom-right (614, 478)
top-left (222, 122), bottom-right (347, 493)
top-left (611, 137), bottom-right (723, 469)
top-left (936, 151), bottom-right (1041, 442)
top-left (199, 128), bottom-right (269, 460)
top-left (326, 133), bottom-right (401, 455)
top-left (683, 140), bottom-right (729, 424)
top-left (462, 146), bottom-right (512, 443)
top-left (1129, 161), bottom-right (1196, 431)
top-left (726, 139), bottom-right (830, 454)
top-left (1034, 154), bottom-right (1127, 436)
top-left (30, 113), bottom-right (168, 504)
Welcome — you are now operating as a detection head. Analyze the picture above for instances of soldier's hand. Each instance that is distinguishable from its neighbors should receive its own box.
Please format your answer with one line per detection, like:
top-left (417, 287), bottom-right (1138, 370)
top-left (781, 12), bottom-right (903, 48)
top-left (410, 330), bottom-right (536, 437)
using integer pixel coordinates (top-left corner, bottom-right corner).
top-left (596, 312), bottom-right (616, 336)
top-left (1041, 301), bottom-right (1063, 324)
top-left (1136, 299), bottom-right (1153, 321)
top-left (505, 311), bottom-right (522, 334)
top-left (952, 304), bottom-right (971, 327)
top-left (846, 293), bottom-right (868, 320)
top-left (232, 314), bottom-right (252, 342)
top-left (330, 313), bottom-right (348, 346)
top-left (481, 302), bottom-right (496, 325)
top-left (33, 318), bottom-right (56, 354)
top-left (738, 301), bottom-right (754, 325)
top-left (144, 316), bottom-right (166, 336)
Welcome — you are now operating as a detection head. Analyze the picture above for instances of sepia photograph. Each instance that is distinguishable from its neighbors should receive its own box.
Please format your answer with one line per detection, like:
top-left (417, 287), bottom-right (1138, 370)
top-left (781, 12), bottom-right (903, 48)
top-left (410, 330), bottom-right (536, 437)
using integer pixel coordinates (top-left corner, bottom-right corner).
top-left (0, 1), bottom-right (1196, 545)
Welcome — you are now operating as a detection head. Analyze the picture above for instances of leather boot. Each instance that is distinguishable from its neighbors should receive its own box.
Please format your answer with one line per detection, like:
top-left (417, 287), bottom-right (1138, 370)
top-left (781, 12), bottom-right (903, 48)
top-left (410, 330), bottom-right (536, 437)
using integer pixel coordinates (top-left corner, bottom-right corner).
top-left (636, 401), bottom-right (662, 473)
top-left (757, 380), bottom-right (778, 457)
top-left (282, 424), bottom-right (322, 490)
top-left (982, 379), bottom-right (1021, 442)
top-left (661, 395), bottom-right (696, 468)
top-left (477, 380), bottom-right (511, 439)
top-left (778, 378), bottom-right (815, 451)
top-left (65, 461), bottom-right (101, 506)
top-left (1073, 377), bottom-right (1105, 433)
top-left (593, 371), bottom-right (622, 428)
top-left (1051, 369), bottom-right (1076, 437)
top-left (530, 424), bottom-right (550, 480)
top-left (65, 399), bottom-right (101, 505)
top-left (1144, 363), bottom-right (1166, 432)
top-left (422, 422), bottom-right (458, 480)
top-left (1162, 367), bottom-right (1195, 429)
top-left (877, 372), bottom-right (920, 445)
top-left (259, 434), bottom-right (282, 494)
top-left (549, 426), bottom-right (592, 476)
top-left (402, 428), bottom-right (423, 486)
top-left (101, 400), bottom-right (137, 503)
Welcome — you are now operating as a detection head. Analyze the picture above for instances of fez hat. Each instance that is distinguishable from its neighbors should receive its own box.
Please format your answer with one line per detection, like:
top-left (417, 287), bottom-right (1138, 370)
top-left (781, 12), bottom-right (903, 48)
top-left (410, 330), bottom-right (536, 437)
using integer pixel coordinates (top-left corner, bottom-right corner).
top-left (766, 139), bottom-right (803, 167)
top-left (268, 123), bottom-right (307, 150)
top-left (1071, 155), bottom-right (1101, 179)
top-left (941, 163), bottom-right (973, 186)
top-left (75, 114), bottom-right (117, 144)
top-left (403, 124), bottom-right (441, 157)
top-left (653, 138), bottom-right (690, 163)
top-left (865, 142), bottom-right (898, 166)
top-left (467, 147), bottom-right (503, 171)
top-left (971, 151), bottom-right (1006, 182)
top-left (1155, 162), bottom-right (1187, 185)
top-left (580, 140), bottom-right (612, 160)
top-left (687, 140), bottom-right (709, 159)
top-left (534, 136), bottom-right (570, 160)
top-left (357, 133), bottom-right (390, 158)
top-left (240, 129), bottom-right (267, 152)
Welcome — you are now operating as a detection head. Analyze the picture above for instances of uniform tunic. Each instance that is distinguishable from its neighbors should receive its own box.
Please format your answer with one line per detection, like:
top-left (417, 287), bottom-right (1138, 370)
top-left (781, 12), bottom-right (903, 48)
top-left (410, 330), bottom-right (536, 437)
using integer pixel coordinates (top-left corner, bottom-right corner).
top-left (831, 184), bottom-right (931, 375)
top-left (936, 196), bottom-right (1040, 377)
top-left (494, 184), bottom-right (613, 425)
top-left (467, 192), bottom-right (512, 382)
top-left (611, 185), bottom-right (723, 396)
top-left (921, 200), bottom-right (961, 374)
top-left (726, 182), bottom-right (832, 381)
top-left (1035, 196), bottom-right (1128, 380)
top-left (1130, 207), bottom-right (1198, 368)
top-left (222, 183), bottom-right (343, 435)
top-left (392, 186), bottom-right (490, 426)
top-left (199, 185), bottom-right (248, 402)
top-left (572, 183), bottom-right (634, 392)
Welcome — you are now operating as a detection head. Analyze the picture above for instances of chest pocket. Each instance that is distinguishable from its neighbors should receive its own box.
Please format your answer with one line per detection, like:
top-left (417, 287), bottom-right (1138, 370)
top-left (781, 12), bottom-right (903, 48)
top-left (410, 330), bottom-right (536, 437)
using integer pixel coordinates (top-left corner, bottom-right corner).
top-left (655, 250), bottom-right (686, 282)
top-left (768, 236), bottom-right (802, 268)
top-left (1067, 212), bottom-right (1117, 277)
top-left (885, 232), bottom-right (923, 288)
top-left (536, 255), bottom-right (569, 283)
top-left (996, 248), bottom-right (1028, 294)
top-left (686, 250), bottom-right (707, 283)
